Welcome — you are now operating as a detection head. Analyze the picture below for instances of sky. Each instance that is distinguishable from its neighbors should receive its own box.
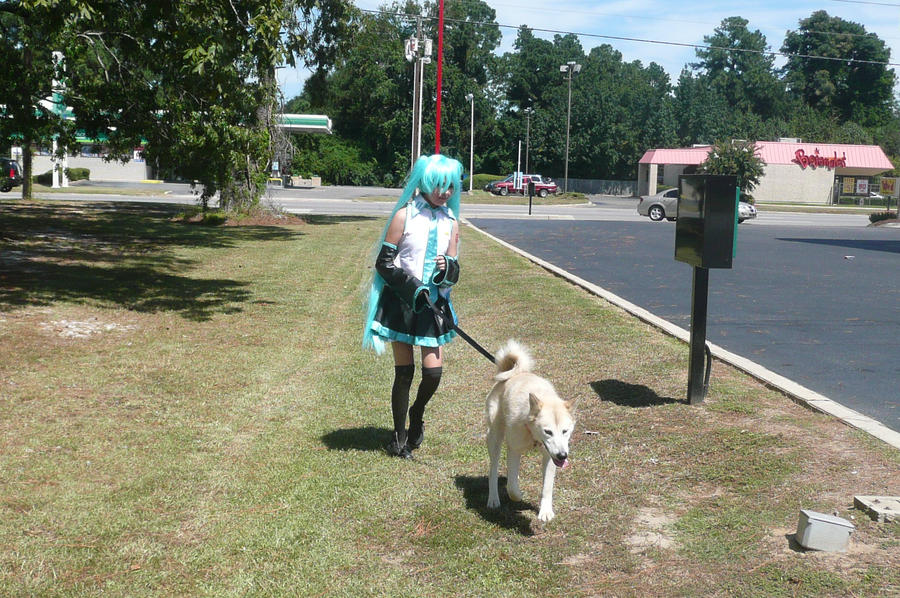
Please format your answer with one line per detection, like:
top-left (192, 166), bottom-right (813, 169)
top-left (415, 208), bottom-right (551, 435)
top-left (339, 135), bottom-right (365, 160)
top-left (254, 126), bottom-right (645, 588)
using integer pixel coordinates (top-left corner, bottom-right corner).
top-left (277, 0), bottom-right (900, 101)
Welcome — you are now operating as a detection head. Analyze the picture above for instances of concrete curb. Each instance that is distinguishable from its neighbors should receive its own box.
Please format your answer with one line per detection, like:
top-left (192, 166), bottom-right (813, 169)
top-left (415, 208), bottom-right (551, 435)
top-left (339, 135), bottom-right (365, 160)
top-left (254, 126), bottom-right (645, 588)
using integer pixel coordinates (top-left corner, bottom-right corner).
top-left (464, 219), bottom-right (900, 451)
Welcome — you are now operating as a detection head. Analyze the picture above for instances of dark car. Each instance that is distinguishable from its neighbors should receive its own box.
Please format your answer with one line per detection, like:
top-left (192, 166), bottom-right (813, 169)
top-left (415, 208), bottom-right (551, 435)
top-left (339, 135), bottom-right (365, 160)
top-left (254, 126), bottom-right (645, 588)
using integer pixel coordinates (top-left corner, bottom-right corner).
top-left (483, 174), bottom-right (515, 193)
top-left (1, 158), bottom-right (23, 192)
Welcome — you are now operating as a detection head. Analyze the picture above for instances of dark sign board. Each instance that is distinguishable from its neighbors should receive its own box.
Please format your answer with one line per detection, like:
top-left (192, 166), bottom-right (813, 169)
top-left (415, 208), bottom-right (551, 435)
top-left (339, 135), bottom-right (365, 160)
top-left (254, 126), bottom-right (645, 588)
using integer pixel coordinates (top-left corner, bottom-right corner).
top-left (675, 175), bottom-right (738, 269)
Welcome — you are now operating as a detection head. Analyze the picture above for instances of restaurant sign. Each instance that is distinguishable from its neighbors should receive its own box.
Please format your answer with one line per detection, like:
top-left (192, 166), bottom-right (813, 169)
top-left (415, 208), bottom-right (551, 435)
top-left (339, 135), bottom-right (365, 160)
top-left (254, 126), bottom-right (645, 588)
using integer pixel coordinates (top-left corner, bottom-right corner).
top-left (792, 148), bottom-right (847, 170)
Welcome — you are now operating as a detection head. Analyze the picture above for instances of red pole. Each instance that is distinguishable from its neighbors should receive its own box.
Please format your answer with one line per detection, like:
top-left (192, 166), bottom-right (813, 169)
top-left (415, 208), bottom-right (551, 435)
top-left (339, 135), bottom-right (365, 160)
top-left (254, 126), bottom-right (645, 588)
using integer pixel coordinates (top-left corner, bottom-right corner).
top-left (435, 0), bottom-right (444, 153)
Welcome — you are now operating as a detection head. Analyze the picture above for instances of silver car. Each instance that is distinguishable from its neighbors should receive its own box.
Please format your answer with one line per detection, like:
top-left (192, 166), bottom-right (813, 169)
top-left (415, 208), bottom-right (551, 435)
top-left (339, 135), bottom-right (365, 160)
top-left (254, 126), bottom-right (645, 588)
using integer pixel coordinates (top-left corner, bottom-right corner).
top-left (638, 188), bottom-right (757, 223)
top-left (738, 201), bottom-right (757, 223)
top-left (637, 188), bottom-right (678, 221)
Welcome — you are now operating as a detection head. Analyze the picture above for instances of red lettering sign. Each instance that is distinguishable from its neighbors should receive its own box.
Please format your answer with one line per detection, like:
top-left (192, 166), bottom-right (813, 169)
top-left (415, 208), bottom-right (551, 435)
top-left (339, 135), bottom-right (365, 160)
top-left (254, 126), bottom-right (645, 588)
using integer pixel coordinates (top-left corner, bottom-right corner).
top-left (792, 149), bottom-right (847, 170)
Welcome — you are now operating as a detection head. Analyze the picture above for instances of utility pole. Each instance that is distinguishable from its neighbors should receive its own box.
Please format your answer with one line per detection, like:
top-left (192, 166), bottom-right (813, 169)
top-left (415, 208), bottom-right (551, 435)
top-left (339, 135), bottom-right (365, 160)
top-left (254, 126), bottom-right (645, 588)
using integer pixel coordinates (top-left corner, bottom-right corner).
top-left (435, 0), bottom-right (445, 153)
top-left (465, 93), bottom-right (474, 193)
top-left (524, 107), bottom-right (533, 175)
top-left (405, 17), bottom-right (431, 167)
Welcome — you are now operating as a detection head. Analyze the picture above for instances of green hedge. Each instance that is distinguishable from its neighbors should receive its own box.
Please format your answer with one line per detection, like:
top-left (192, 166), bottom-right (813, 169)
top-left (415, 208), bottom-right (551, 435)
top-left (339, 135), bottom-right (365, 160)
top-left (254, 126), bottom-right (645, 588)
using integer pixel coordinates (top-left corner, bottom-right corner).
top-left (34, 168), bottom-right (90, 185)
top-left (472, 173), bottom-right (507, 190)
top-left (66, 167), bottom-right (90, 181)
top-left (869, 211), bottom-right (898, 223)
top-left (33, 170), bottom-right (53, 186)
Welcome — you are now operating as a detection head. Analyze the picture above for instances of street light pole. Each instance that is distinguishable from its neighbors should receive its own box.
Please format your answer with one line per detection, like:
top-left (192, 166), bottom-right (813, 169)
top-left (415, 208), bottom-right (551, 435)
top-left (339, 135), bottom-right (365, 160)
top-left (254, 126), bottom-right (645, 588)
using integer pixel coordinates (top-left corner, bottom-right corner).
top-left (560, 61), bottom-right (580, 194)
top-left (465, 93), bottom-right (474, 193)
top-left (524, 107), bottom-right (533, 175)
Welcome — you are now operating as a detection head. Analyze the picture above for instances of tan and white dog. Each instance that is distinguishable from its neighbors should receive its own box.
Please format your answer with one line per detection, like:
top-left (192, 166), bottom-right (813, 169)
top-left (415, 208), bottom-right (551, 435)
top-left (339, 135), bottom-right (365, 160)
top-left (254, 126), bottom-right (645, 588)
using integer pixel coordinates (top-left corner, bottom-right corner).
top-left (485, 341), bottom-right (574, 523)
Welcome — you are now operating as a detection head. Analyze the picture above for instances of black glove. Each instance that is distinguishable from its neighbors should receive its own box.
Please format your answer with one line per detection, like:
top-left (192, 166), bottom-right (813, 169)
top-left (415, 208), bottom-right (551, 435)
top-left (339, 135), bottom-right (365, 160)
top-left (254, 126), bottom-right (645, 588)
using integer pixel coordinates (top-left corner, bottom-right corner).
top-left (375, 243), bottom-right (429, 312)
top-left (431, 255), bottom-right (459, 287)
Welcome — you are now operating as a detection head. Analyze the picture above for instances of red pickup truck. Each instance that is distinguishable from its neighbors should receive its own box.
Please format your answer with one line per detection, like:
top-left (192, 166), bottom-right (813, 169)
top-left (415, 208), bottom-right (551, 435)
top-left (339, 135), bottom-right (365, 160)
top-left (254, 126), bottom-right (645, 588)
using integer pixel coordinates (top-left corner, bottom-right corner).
top-left (487, 174), bottom-right (559, 197)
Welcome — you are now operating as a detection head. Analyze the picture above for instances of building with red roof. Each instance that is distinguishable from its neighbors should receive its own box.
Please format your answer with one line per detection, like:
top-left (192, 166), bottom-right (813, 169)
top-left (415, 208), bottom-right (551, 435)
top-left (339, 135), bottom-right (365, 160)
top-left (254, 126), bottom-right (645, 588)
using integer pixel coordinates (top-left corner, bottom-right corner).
top-left (637, 139), bottom-right (894, 204)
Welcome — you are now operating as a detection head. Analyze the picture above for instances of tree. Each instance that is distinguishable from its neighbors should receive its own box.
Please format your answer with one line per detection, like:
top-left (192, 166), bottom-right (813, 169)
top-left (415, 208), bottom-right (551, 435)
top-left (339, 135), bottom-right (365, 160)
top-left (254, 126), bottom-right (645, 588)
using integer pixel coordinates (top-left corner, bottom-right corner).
top-left (781, 11), bottom-right (896, 127)
top-left (699, 139), bottom-right (766, 201)
top-left (291, 0), bottom-right (502, 184)
top-left (693, 17), bottom-right (785, 119)
top-left (2, 0), bottom-right (352, 210)
top-left (0, 1), bottom-right (76, 199)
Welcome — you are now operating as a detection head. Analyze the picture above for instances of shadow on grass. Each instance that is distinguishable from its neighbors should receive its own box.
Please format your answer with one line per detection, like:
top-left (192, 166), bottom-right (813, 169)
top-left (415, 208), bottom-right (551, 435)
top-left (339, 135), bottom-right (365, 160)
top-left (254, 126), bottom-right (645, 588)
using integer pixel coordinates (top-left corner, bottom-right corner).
top-left (0, 200), bottom-right (311, 321)
top-left (454, 475), bottom-right (535, 536)
top-left (302, 215), bottom-right (379, 225)
top-left (321, 426), bottom-right (389, 452)
top-left (590, 379), bottom-right (682, 407)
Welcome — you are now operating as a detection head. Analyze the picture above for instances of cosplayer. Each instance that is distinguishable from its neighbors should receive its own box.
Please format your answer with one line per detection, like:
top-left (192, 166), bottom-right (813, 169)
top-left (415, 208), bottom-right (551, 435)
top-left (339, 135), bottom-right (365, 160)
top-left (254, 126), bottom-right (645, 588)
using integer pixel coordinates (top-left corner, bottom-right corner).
top-left (363, 154), bottom-right (464, 459)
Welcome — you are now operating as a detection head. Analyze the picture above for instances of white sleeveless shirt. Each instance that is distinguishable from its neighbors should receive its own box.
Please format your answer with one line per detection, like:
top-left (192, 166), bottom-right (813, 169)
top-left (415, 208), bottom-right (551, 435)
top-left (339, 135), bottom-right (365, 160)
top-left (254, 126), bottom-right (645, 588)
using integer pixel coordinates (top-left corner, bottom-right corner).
top-left (394, 195), bottom-right (457, 294)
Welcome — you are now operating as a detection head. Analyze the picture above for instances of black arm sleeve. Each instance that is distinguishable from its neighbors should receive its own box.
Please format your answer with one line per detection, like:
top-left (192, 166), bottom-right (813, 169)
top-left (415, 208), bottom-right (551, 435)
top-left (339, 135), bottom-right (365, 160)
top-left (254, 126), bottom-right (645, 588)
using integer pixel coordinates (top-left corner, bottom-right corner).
top-left (431, 255), bottom-right (459, 287)
top-left (375, 244), bottom-right (430, 312)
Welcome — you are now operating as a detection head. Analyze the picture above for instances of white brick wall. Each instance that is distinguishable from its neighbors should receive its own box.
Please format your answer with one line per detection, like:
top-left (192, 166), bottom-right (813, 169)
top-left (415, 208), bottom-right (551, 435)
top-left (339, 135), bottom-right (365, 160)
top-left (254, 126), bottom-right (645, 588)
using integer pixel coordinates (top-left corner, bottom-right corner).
top-left (753, 163), bottom-right (834, 204)
top-left (31, 155), bottom-right (151, 182)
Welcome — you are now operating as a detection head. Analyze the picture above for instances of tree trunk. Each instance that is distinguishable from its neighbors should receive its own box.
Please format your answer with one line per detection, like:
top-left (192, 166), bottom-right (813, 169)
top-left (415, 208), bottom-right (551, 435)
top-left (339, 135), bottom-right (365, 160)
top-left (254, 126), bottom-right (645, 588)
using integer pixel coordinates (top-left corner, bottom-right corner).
top-left (22, 139), bottom-right (33, 201)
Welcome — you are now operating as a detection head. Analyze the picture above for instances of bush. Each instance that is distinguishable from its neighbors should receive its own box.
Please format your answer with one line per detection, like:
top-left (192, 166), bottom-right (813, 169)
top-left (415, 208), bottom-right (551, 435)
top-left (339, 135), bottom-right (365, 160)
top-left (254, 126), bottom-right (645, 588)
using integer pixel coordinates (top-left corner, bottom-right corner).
top-left (65, 167), bottom-right (90, 181)
top-left (869, 211), bottom-right (898, 223)
top-left (34, 170), bottom-right (54, 186)
top-left (473, 173), bottom-right (506, 190)
top-left (33, 168), bottom-right (90, 185)
top-left (291, 135), bottom-right (377, 186)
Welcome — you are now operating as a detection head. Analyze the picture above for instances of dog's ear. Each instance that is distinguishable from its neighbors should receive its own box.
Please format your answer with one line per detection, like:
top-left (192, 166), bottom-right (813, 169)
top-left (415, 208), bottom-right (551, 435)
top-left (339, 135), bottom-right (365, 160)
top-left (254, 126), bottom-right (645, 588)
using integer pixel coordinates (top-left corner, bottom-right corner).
top-left (528, 393), bottom-right (543, 414)
top-left (564, 398), bottom-right (576, 413)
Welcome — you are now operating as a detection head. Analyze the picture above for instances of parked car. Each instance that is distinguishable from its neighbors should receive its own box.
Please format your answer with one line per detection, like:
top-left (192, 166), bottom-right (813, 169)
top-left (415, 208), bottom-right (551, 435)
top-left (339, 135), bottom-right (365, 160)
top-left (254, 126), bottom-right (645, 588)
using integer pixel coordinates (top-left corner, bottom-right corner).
top-left (490, 174), bottom-right (558, 197)
top-left (637, 188), bottom-right (678, 221)
top-left (0, 158), bottom-right (23, 193)
top-left (738, 201), bottom-right (757, 223)
top-left (638, 187), bottom-right (757, 223)
top-left (483, 174), bottom-right (515, 194)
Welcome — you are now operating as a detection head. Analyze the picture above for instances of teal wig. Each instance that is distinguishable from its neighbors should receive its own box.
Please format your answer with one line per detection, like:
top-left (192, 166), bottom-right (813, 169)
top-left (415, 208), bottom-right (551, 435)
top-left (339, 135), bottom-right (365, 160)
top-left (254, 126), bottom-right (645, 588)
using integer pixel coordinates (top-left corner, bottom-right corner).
top-left (362, 154), bottom-right (464, 353)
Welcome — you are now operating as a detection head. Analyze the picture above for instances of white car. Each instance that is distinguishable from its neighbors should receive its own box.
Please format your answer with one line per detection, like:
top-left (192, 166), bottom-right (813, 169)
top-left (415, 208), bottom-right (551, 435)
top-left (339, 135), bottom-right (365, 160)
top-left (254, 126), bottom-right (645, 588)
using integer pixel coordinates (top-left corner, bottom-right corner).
top-left (738, 201), bottom-right (757, 223)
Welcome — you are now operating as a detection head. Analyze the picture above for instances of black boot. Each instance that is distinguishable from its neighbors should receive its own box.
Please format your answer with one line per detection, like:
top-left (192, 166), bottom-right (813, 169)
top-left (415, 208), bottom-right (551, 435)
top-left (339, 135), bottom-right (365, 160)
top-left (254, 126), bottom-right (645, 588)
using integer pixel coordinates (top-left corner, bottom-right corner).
top-left (386, 431), bottom-right (412, 459)
top-left (407, 419), bottom-right (424, 451)
top-left (407, 366), bottom-right (441, 452)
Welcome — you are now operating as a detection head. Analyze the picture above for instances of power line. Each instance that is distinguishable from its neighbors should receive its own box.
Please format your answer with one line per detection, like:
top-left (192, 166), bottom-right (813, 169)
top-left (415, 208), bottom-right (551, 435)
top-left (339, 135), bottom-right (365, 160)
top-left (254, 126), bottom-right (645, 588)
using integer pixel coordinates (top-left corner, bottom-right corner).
top-left (359, 8), bottom-right (900, 69)
top-left (829, 0), bottom-right (900, 6)
top-left (485, 0), bottom-right (900, 42)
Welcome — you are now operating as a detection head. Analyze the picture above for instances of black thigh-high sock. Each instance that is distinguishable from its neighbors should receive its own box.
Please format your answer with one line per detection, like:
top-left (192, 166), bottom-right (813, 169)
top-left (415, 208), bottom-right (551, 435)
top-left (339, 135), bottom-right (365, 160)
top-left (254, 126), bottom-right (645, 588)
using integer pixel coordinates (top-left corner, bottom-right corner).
top-left (409, 366), bottom-right (442, 425)
top-left (391, 364), bottom-right (415, 437)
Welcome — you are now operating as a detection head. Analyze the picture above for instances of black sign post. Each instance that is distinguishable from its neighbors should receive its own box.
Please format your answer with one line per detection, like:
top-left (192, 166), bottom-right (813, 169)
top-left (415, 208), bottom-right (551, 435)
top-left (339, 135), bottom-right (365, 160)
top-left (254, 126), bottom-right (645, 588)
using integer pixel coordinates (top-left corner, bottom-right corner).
top-left (686, 266), bottom-right (710, 404)
top-left (528, 180), bottom-right (535, 215)
top-left (675, 175), bottom-right (739, 404)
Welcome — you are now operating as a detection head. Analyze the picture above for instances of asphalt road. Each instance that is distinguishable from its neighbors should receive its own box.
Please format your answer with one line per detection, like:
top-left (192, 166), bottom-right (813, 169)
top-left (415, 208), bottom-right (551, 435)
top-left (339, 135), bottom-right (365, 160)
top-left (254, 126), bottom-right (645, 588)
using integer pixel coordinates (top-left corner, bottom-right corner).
top-left (467, 217), bottom-right (900, 434)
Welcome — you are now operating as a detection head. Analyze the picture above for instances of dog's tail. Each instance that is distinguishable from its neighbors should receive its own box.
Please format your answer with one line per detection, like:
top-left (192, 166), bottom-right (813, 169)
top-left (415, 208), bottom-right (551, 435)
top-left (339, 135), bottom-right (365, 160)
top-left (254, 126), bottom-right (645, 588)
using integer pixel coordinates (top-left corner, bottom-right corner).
top-left (493, 340), bottom-right (533, 381)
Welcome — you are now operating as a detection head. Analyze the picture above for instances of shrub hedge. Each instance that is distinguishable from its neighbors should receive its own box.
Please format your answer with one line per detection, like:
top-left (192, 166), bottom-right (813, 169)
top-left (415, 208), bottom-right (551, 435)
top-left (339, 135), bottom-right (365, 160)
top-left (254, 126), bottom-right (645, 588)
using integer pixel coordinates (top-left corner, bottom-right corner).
top-left (869, 211), bottom-right (898, 223)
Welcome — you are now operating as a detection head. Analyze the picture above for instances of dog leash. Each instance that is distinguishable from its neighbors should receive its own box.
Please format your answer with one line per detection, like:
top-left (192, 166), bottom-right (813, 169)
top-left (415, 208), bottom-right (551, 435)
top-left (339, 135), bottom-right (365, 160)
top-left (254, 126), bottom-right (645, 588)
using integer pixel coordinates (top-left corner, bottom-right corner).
top-left (425, 296), bottom-right (496, 364)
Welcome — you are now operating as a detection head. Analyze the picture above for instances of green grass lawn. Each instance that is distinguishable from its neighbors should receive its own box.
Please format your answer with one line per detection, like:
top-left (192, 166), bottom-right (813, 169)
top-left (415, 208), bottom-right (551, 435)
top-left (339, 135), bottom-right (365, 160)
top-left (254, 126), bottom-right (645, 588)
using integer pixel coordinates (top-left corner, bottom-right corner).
top-left (27, 182), bottom-right (175, 196)
top-left (1, 200), bottom-right (898, 597)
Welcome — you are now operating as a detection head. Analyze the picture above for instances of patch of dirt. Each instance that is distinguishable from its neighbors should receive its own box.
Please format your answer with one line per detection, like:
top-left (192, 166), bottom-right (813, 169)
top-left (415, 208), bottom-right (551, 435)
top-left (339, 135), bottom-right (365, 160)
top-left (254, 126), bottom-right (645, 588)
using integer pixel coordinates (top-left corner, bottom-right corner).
top-left (39, 318), bottom-right (137, 338)
top-left (625, 507), bottom-right (677, 552)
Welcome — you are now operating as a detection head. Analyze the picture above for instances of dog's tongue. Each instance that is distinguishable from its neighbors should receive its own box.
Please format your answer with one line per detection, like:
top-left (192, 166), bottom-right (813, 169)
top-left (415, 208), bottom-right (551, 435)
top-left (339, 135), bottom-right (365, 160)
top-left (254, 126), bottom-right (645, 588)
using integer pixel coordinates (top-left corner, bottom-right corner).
top-left (555, 458), bottom-right (569, 469)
